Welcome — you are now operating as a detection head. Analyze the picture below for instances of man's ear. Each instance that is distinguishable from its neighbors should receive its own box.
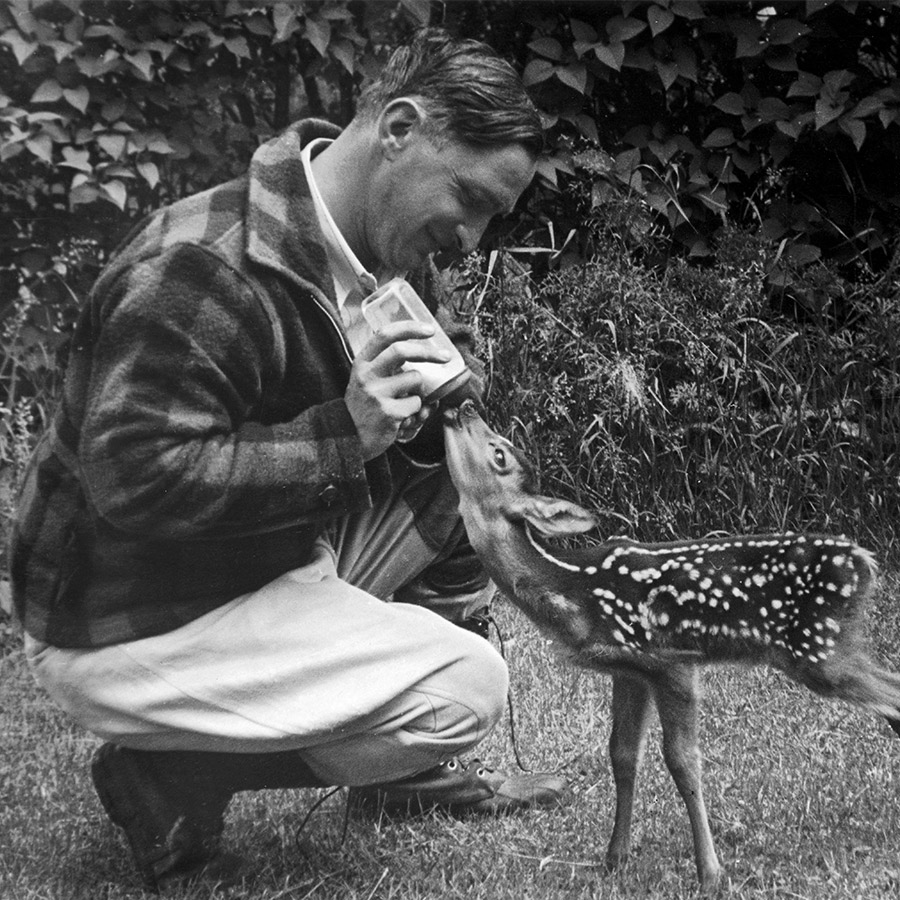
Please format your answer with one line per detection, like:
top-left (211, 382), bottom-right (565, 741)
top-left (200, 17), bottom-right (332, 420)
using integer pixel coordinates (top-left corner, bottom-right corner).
top-left (378, 98), bottom-right (428, 158)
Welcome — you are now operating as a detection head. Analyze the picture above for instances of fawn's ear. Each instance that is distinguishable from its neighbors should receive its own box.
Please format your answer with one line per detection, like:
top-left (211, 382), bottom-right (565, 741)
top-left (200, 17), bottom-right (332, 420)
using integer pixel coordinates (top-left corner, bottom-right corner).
top-left (512, 495), bottom-right (597, 537)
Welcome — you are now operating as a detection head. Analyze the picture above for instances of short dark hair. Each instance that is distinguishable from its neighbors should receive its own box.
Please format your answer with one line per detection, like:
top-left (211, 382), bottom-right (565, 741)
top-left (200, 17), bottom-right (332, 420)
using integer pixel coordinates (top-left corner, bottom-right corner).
top-left (356, 28), bottom-right (544, 156)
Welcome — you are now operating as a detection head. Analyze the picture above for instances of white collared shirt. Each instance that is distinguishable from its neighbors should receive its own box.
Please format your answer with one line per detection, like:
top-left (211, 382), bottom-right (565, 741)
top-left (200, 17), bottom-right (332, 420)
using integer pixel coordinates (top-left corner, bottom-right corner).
top-left (301, 138), bottom-right (391, 355)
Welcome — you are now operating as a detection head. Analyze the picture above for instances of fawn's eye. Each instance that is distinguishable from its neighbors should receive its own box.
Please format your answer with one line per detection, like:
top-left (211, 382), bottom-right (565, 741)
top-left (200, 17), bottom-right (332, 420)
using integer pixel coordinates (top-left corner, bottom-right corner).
top-left (492, 446), bottom-right (507, 468)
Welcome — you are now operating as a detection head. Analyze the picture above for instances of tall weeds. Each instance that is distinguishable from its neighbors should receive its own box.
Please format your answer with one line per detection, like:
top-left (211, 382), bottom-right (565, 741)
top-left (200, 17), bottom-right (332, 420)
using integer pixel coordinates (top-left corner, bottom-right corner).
top-left (465, 227), bottom-right (900, 559)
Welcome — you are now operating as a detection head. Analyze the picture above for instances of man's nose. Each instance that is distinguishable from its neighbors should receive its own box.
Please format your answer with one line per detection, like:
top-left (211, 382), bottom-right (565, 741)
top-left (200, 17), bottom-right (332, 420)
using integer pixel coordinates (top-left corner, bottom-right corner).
top-left (455, 220), bottom-right (487, 255)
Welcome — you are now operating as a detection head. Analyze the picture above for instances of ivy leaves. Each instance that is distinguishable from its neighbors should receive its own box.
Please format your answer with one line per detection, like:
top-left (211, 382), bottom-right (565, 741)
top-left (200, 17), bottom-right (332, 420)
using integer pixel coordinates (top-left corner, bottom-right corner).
top-left (0, 0), bottom-right (421, 214)
top-left (2, 0), bottom-right (897, 275)
top-left (521, 1), bottom-right (900, 267)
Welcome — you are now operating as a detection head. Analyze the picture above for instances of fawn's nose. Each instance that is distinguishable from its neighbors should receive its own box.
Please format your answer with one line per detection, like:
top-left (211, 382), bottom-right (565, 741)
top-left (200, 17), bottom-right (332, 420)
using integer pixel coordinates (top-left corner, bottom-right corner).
top-left (442, 398), bottom-right (479, 427)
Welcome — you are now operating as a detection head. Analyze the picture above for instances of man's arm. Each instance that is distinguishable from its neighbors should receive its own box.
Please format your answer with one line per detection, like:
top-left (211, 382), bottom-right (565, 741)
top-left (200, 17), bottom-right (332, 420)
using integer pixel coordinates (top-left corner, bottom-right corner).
top-left (80, 243), bottom-right (373, 540)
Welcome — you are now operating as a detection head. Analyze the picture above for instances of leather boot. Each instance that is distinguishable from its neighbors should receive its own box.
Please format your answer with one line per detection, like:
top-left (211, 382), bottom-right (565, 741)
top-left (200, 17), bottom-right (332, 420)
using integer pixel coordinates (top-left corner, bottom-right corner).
top-left (350, 756), bottom-right (567, 816)
top-left (91, 743), bottom-right (327, 891)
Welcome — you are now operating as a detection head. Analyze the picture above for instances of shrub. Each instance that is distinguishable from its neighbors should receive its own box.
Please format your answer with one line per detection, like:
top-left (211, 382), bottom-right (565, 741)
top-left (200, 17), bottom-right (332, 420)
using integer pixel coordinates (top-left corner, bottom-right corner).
top-left (468, 223), bottom-right (900, 555)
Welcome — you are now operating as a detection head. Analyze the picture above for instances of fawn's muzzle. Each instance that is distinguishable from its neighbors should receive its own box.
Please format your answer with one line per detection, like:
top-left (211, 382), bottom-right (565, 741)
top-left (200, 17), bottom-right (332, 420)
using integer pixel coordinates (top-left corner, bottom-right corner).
top-left (442, 398), bottom-right (480, 428)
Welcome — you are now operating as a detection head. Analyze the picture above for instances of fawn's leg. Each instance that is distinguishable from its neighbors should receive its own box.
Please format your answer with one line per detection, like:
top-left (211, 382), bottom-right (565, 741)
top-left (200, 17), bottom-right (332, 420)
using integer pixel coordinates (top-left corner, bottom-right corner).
top-left (653, 664), bottom-right (721, 890)
top-left (605, 673), bottom-right (654, 872)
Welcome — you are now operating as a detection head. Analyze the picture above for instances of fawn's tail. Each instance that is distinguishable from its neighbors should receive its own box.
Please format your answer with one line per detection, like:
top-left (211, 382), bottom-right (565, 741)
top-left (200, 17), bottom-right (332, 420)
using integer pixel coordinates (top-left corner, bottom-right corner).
top-left (791, 546), bottom-right (900, 737)
top-left (836, 662), bottom-right (900, 736)
top-left (793, 642), bottom-right (900, 737)
top-left (862, 665), bottom-right (900, 721)
top-left (842, 551), bottom-right (900, 737)
top-left (870, 666), bottom-right (900, 737)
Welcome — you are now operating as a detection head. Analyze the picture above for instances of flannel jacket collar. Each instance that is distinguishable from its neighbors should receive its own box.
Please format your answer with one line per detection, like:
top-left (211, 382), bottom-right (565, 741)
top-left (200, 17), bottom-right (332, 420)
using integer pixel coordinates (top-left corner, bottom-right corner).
top-left (246, 118), bottom-right (345, 319)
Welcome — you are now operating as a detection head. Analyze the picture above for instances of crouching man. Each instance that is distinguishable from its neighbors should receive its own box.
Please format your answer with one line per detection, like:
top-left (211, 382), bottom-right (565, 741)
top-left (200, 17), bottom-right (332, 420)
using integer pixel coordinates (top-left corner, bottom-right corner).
top-left (11, 27), bottom-right (565, 890)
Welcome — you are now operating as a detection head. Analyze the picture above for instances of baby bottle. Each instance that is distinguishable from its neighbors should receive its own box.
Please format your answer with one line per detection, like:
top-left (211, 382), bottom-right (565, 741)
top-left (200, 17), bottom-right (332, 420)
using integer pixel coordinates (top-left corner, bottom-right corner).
top-left (361, 277), bottom-right (473, 405)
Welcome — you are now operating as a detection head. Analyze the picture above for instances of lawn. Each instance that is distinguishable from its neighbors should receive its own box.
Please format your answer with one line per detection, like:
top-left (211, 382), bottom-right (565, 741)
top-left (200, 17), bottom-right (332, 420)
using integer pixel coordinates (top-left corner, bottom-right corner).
top-left (3, 569), bottom-right (900, 900)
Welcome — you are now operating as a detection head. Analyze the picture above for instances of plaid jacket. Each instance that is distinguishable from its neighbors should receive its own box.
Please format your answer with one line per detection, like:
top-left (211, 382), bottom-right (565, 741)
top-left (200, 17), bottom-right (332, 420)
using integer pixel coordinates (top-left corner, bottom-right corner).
top-left (11, 119), bottom-right (487, 648)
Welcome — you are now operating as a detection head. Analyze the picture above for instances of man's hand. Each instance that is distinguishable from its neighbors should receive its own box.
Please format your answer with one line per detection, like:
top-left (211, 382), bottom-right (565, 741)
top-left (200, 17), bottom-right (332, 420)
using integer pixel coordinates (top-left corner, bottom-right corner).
top-left (345, 321), bottom-right (449, 460)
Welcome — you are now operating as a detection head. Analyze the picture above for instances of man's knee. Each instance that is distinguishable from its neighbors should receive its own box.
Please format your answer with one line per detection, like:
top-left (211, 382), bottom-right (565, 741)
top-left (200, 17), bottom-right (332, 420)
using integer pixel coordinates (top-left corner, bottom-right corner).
top-left (299, 631), bottom-right (509, 786)
top-left (419, 631), bottom-right (508, 747)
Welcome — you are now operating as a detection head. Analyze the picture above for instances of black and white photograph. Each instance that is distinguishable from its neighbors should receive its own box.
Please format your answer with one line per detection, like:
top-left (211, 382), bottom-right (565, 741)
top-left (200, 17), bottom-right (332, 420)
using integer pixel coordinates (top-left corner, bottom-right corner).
top-left (2, 2), bottom-right (900, 897)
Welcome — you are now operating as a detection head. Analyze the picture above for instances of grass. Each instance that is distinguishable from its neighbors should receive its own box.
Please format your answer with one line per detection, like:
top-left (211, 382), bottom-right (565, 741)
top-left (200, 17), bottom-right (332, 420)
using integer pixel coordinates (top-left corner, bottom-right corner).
top-left (3, 565), bottom-right (900, 900)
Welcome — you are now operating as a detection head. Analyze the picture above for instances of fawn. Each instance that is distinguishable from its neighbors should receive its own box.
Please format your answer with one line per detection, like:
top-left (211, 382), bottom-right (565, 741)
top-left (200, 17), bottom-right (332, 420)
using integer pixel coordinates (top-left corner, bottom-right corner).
top-left (443, 399), bottom-right (900, 890)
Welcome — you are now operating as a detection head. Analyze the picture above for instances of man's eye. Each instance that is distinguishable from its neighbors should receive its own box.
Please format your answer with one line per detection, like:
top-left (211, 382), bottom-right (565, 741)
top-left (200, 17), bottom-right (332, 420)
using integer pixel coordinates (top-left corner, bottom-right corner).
top-left (460, 184), bottom-right (486, 209)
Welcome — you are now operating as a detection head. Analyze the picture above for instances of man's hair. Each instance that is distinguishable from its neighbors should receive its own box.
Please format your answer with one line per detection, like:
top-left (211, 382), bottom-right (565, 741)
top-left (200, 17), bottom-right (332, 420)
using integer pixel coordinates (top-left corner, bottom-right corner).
top-left (356, 28), bottom-right (544, 156)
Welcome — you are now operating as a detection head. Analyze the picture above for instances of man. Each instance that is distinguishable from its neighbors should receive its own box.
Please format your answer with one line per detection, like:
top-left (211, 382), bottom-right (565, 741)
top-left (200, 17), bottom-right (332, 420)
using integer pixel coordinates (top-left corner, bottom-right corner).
top-left (11, 27), bottom-right (565, 890)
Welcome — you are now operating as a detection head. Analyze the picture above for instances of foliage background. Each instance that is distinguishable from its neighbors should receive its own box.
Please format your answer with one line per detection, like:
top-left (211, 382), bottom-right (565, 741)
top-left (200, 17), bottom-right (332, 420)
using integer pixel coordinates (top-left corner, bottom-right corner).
top-left (2, 0), bottom-right (900, 565)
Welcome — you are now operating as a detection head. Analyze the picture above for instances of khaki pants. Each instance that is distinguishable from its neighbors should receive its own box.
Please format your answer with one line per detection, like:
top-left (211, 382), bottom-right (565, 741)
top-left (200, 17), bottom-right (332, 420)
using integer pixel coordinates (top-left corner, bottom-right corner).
top-left (25, 486), bottom-right (505, 787)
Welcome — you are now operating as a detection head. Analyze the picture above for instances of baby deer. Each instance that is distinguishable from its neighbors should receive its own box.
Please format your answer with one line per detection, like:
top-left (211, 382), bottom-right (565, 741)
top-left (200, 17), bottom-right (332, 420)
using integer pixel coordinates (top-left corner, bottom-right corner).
top-left (443, 399), bottom-right (900, 890)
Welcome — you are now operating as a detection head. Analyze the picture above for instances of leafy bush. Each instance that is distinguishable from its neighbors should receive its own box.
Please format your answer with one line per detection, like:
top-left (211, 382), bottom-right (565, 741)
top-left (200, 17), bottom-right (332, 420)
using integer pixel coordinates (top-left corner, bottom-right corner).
top-left (468, 222), bottom-right (900, 555)
top-left (0, 234), bottom-right (105, 539)
top-left (449, 0), bottom-right (900, 278)
top-left (0, 0), bottom-right (428, 216)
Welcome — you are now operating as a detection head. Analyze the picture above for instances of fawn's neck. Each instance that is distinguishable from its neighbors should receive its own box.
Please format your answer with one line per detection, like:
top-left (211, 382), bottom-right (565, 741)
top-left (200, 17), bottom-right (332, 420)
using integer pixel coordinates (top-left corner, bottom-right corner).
top-left (476, 519), bottom-right (601, 648)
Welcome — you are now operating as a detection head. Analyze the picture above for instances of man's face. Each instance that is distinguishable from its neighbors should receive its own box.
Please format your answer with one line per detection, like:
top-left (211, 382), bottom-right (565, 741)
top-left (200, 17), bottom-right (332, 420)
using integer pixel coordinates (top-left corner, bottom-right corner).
top-left (365, 129), bottom-right (536, 273)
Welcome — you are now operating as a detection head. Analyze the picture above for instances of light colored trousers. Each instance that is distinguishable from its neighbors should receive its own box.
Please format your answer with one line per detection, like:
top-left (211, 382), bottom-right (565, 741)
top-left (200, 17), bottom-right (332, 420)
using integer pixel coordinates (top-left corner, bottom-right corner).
top-left (25, 487), bottom-right (507, 787)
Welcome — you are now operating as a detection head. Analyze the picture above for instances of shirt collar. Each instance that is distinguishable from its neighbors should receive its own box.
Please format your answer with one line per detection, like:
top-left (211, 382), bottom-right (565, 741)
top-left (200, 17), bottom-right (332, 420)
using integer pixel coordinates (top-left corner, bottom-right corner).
top-left (301, 137), bottom-right (377, 305)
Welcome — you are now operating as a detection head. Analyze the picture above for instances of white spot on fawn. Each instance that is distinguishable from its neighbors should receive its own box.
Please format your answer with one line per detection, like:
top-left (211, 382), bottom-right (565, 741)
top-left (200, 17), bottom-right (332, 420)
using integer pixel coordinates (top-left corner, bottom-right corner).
top-left (630, 567), bottom-right (663, 583)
